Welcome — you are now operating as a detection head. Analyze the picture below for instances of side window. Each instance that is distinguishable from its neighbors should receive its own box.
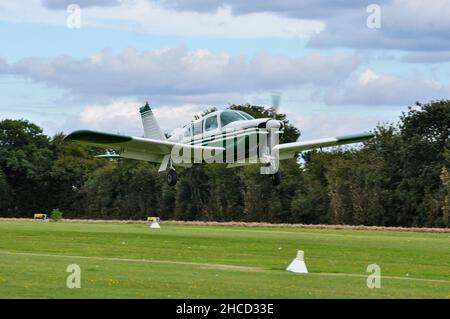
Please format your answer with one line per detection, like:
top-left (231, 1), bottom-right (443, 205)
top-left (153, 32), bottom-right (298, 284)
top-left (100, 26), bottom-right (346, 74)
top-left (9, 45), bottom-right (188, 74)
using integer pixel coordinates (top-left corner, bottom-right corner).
top-left (193, 121), bottom-right (203, 136)
top-left (183, 126), bottom-right (191, 138)
top-left (204, 116), bottom-right (218, 132)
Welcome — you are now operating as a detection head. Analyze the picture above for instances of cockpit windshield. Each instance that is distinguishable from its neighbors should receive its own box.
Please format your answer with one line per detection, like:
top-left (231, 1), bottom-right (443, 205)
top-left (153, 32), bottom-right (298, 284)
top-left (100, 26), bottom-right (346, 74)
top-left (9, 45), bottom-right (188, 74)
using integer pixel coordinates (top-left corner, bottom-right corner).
top-left (220, 110), bottom-right (254, 126)
top-left (236, 111), bottom-right (254, 120)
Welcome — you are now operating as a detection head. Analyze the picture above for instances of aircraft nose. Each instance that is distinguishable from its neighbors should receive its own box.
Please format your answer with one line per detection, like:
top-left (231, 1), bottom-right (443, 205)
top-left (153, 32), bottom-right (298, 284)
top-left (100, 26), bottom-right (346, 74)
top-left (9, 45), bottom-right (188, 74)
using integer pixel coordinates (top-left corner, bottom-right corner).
top-left (266, 119), bottom-right (283, 130)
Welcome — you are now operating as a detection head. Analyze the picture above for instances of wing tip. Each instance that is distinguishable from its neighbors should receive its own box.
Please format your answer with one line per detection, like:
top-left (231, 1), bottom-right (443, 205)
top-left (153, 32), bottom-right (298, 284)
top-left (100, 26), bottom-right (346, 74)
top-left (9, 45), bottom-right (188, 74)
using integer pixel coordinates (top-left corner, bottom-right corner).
top-left (336, 132), bottom-right (375, 142)
top-left (64, 130), bottom-right (132, 144)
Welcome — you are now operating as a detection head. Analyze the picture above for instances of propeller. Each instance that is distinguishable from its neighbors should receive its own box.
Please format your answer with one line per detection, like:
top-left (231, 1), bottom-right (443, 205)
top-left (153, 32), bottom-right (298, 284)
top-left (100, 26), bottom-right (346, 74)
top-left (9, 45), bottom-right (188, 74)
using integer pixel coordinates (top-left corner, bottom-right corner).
top-left (270, 92), bottom-right (281, 119)
top-left (264, 92), bottom-right (284, 175)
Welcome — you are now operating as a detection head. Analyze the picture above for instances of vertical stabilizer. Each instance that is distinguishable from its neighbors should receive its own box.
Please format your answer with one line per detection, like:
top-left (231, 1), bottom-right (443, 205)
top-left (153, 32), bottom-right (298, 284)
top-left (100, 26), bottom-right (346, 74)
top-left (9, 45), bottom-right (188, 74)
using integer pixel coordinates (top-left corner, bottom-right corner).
top-left (139, 102), bottom-right (166, 140)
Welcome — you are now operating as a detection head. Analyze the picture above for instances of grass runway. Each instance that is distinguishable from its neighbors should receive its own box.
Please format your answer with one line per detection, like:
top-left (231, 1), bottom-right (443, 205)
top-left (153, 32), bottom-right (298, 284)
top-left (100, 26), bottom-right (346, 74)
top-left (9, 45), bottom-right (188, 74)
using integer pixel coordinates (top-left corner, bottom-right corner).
top-left (0, 220), bottom-right (448, 298)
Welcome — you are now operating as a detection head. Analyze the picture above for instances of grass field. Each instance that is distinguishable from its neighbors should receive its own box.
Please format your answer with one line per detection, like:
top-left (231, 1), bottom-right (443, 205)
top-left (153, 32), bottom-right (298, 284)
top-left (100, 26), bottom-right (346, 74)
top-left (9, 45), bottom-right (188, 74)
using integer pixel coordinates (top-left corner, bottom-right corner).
top-left (0, 220), bottom-right (448, 298)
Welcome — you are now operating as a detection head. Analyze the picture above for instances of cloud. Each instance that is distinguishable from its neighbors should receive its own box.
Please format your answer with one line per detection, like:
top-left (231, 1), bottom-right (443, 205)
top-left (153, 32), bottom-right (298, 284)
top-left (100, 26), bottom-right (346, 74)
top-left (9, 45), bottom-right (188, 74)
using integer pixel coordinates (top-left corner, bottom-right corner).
top-left (41, 0), bottom-right (372, 18)
top-left (151, 0), bottom-right (450, 52)
top-left (401, 51), bottom-right (450, 64)
top-left (87, 2), bottom-right (323, 38)
top-left (324, 69), bottom-right (450, 106)
top-left (0, 1), bottom-right (323, 39)
top-left (9, 47), bottom-right (361, 99)
top-left (161, 0), bottom-right (450, 52)
top-left (286, 109), bottom-right (380, 140)
top-left (77, 100), bottom-right (203, 134)
top-left (158, 0), bottom-right (382, 19)
top-left (42, 0), bottom-right (120, 9)
top-left (0, 58), bottom-right (9, 73)
top-left (308, 0), bottom-right (450, 51)
top-left (5, 1), bottom-right (450, 53)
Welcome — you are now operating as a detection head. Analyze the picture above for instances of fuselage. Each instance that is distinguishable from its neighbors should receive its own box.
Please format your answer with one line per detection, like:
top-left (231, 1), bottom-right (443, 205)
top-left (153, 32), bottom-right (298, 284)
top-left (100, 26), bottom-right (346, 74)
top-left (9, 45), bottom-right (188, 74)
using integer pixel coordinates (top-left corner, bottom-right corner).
top-left (168, 110), bottom-right (282, 164)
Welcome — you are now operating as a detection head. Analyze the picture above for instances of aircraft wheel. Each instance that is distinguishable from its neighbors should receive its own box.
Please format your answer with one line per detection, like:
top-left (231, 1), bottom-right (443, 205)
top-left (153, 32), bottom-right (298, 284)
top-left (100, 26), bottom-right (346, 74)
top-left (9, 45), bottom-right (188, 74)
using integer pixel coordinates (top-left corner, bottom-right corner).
top-left (271, 171), bottom-right (281, 186)
top-left (167, 169), bottom-right (178, 186)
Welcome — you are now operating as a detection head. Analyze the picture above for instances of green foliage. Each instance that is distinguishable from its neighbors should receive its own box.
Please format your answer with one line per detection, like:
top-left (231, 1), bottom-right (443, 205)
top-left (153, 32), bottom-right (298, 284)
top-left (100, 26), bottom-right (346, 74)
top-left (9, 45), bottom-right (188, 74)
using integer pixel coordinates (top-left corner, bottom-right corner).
top-left (0, 101), bottom-right (449, 227)
top-left (439, 166), bottom-right (450, 226)
top-left (0, 169), bottom-right (10, 212)
top-left (0, 119), bottom-right (53, 215)
top-left (50, 208), bottom-right (63, 222)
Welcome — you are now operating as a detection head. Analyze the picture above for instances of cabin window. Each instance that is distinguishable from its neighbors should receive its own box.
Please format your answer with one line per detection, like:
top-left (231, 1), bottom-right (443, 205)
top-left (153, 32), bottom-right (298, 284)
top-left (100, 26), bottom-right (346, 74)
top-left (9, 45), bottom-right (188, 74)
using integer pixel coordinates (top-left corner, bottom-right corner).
top-left (204, 116), bottom-right (218, 131)
top-left (193, 121), bottom-right (203, 136)
top-left (183, 126), bottom-right (191, 138)
top-left (220, 110), bottom-right (245, 127)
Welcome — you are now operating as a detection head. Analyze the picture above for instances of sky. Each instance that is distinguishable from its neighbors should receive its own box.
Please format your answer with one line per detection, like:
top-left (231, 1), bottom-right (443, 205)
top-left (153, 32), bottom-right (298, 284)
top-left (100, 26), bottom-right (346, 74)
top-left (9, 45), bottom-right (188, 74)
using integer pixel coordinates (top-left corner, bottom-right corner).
top-left (1, 0), bottom-right (450, 140)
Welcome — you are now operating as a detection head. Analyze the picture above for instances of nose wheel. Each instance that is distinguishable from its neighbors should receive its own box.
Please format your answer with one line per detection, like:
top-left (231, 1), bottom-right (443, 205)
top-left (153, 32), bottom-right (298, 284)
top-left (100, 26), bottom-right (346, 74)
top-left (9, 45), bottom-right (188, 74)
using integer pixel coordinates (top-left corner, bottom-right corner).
top-left (167, 169), bottom-right (178, 186)
top-left (271, 171), bottom-right (281, 186)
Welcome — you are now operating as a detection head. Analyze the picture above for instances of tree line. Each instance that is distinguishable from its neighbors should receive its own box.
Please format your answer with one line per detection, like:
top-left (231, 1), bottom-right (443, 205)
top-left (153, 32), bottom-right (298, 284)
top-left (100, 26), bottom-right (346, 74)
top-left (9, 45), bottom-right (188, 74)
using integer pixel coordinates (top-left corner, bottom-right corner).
top-left (0, 101), bottom-right (448, 227)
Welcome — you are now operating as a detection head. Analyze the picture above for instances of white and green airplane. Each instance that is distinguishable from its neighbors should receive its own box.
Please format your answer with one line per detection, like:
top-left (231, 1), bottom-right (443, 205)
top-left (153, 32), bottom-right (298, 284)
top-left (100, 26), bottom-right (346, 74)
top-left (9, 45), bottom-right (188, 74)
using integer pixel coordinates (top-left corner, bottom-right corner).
top-left (65, 101), bottom-right (374, 186)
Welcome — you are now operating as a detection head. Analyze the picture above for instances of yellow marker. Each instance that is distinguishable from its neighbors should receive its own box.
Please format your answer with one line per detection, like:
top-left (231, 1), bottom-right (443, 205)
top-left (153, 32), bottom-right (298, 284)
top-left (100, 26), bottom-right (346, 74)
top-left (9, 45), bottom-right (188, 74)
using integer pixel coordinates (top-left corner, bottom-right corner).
top-left (34, 213), bottom-right (47, 220)
top-left (147, 217), bottom-right (160, 223)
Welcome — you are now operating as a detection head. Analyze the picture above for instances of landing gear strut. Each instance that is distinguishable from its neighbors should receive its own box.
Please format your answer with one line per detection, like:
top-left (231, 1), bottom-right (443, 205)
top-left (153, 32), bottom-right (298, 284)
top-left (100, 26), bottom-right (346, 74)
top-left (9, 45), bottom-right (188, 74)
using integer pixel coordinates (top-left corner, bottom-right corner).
top-left (271, 171), bottom-right (281, 186)
top-left (167, 169), bottom-right (178, 187)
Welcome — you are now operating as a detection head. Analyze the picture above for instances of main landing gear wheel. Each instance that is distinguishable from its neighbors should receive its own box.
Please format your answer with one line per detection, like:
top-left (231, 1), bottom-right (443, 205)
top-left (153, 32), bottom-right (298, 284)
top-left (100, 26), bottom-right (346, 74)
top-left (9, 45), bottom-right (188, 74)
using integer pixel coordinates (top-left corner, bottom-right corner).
top-left (167, 169), bottom-right (178, 187)
top-left (271, 171), bottom-right (281, 186)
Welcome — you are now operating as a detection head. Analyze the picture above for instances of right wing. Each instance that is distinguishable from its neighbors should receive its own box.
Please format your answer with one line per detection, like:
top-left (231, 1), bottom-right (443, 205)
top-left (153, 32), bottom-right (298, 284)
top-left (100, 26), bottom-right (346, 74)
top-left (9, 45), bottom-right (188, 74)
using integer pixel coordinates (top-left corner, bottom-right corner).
top-left (65, 130), bottom-right (224, 163)
top-left (274, 132), bottom-right (375, 160)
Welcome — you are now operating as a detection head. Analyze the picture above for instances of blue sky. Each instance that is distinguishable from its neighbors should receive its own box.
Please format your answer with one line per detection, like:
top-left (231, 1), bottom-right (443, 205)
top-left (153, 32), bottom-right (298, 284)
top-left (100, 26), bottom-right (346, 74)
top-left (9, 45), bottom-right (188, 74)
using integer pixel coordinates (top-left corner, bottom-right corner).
top-left (1, 0), bottom-right (450, 140)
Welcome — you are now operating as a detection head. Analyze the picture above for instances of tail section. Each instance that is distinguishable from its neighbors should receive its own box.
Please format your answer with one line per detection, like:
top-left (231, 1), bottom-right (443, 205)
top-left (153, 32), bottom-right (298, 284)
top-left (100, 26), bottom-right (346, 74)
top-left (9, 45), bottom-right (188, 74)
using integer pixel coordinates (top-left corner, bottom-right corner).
top-left (139, 101), bottom-right (166, 140)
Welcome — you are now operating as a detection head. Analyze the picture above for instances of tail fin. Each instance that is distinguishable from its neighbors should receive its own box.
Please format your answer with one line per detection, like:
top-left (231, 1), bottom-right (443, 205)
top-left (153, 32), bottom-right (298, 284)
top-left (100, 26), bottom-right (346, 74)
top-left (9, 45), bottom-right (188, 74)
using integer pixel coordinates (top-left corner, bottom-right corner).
top-left (139, 102), bottom-right (166, 140)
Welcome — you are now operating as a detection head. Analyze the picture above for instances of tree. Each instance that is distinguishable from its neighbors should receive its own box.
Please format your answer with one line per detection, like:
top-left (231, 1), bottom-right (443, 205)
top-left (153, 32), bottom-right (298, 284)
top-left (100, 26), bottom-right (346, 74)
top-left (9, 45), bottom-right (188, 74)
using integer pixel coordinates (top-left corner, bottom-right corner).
top-left (0, 119), bottom-right (53, 214)
top-left (397, 101), bottom-right (450, 226)
top-left (0, 168), bottom-right (10, 213)
top-left (48, 133), bottom-right (107, 216)
top-left (440, 166), bottom-right (450, 227)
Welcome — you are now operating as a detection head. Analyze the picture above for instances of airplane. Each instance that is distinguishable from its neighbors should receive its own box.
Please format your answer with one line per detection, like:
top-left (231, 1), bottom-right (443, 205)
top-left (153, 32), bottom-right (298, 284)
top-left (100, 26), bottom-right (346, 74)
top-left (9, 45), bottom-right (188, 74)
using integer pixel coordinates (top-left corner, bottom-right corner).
top-left (65, 101), bottom-right (375, 186)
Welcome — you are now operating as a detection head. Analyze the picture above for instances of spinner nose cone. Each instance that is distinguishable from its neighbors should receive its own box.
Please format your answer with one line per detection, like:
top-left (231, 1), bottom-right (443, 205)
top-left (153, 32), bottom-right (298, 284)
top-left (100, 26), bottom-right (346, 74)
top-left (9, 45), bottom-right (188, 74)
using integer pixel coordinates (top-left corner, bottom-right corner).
top-left (266, 119), bottom-right (283, 130)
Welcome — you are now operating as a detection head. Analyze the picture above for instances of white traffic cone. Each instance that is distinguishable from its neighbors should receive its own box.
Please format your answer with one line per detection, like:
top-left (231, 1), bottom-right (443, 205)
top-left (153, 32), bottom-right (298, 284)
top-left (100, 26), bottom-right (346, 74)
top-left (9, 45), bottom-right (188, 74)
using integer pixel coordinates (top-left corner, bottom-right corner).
top-left (287, 250), bottom-right (308, 273)
top-left (150, 222), bottom-right (160, 229)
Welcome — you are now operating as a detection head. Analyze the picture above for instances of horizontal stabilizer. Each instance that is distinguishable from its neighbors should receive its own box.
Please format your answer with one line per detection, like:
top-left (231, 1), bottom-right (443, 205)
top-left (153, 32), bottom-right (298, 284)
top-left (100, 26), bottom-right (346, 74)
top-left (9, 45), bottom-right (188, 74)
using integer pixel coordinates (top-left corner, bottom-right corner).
top-left (95, 154), bottom-right (122, 159)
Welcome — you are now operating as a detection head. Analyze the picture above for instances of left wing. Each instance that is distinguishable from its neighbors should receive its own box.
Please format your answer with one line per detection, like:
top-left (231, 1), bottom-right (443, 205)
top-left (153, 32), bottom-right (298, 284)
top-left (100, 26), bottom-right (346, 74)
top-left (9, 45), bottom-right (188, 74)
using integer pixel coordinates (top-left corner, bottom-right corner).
top-left (65, 130), bottom-right (224, 164)
top-left (274, 132), bottom-right (375, 160)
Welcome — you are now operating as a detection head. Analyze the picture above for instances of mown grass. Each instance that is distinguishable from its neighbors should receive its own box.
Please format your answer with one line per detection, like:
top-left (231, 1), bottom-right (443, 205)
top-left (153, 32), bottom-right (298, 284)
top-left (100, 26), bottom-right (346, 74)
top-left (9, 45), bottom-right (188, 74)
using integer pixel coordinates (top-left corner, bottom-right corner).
top-left (0, 220), bottom-right (448, 298)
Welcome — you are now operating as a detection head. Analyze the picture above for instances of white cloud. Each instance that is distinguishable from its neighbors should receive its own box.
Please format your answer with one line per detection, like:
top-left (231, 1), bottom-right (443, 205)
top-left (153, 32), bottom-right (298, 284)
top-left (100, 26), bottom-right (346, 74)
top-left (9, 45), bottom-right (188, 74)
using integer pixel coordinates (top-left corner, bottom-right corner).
top-left (0, 0), bottom-right (323, 39)
top-left (78, 100), bottom-right (203, 135)
top-left (42, 0), bottom-right (119, 9)
top-left (154, 0), bottom-right (381, 19)
top-left (9, 47), bottom-right (360, 99)
top-left (3, 0), bottom-right (450, 53)
top-left (285, 109), bottom-right (380, 141)
top-left (309, 0), bottom-right (450, 52)
top-left (325, 69), bottom-right (450, 106)
top-left (80, 101), bottom-right (139, 126)
top-left (358, 69), bottom-right (380, 86)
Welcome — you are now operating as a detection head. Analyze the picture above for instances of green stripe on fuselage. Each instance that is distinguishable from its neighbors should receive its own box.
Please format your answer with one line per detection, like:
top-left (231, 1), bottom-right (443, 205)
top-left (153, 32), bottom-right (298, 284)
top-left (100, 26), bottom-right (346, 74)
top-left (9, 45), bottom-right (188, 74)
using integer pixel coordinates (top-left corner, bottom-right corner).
top-left (188, 129), bottom-right (262, 163)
